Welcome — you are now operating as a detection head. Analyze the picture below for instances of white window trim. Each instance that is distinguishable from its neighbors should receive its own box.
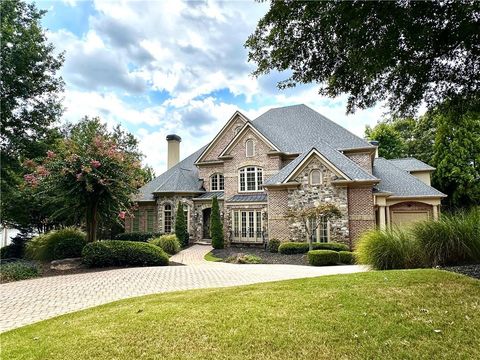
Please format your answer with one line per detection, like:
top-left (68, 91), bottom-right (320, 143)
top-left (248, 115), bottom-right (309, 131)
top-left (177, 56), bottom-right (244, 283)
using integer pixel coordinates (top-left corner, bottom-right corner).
top-left (246, 139), bottom-right (255, 157)
top-left (310, 169), bottom-right (323, 185)
top-left (210, 173), bottom-right (224, 191)
top-left (238, 166), bottom-right (263, 192)
top-left (163, 203), bottom-right (173, 233)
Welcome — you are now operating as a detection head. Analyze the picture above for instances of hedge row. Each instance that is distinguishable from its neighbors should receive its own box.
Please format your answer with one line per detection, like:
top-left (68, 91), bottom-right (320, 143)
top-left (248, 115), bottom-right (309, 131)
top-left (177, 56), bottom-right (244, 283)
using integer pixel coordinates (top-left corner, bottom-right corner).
top-left (82, 240), bottom-right (169, 267)
top-left (307, 250), bottom-right (356, 266)
top-left (278, 241), bottom-right (349, 255)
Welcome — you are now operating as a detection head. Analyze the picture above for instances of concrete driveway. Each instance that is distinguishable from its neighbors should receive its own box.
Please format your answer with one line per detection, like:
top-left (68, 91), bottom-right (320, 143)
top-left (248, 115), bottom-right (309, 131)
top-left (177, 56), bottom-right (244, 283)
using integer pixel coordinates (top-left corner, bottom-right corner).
top-left (0, 245), bottom-right (367, 332)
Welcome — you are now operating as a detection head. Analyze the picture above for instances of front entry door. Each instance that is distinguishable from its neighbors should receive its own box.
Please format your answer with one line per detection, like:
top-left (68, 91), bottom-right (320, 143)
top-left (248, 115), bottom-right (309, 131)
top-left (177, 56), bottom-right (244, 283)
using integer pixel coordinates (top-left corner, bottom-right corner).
top-left (232, 210), bottom-right (262, 243)
top-left (202, 208), bottom-right (211, 239)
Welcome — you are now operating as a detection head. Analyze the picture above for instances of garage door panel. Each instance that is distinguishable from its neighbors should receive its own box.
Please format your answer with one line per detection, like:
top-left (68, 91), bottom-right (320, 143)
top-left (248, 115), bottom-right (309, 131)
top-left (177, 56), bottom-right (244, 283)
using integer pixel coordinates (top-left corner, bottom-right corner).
top-left (391, 211), bottom-right (429, 226)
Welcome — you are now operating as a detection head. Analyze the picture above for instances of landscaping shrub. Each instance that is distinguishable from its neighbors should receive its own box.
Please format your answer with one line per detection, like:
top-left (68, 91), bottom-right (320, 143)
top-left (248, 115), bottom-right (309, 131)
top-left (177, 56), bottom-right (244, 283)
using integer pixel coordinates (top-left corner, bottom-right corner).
top-left (338, 251), bottom-right (356, 265)
top-left (25, 228), bottom-right (86, 261)
top-left (267, 239), bottom-right (281, 253)
top-left (312, 242), bottom-right (349, 252)
top-left (412, 208), bottom-right (480, 266)
top-left (82, 240), bottom-right (169, 267)
top-left (0, 260), bottom-right (40, 281)
top-left (0, 232), bottom-right (32, 259)
top-left (211, 196), bottom-right (224, 249)
top-left (356, 228), bottom-right (426, 270)
top-left (149, 234), bottom-right (181, 255)
top-left (114, 232), bottom-right (161, 242)
top-left (308, 250), bottom-right (339, 266)
top-left (225, 254), bottom-right (262, 264)
top-left (278, 241), bottom-right (349, 254)
top-left (278, 242), bottom-right (309, 254)
top-left (175, 202), bottom-right (189, 247)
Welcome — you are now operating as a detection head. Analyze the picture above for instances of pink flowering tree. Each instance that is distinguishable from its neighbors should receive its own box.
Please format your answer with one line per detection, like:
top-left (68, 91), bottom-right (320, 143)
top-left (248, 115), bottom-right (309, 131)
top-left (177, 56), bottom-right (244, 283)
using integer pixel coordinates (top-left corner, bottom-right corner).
top-left (24, 117), bottom-right (145, 242)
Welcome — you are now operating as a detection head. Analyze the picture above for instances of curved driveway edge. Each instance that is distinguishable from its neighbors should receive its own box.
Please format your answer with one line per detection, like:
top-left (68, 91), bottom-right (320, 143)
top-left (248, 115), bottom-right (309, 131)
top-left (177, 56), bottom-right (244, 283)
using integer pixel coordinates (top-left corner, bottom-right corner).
top-left (0, 245), bottom-right (367, 333)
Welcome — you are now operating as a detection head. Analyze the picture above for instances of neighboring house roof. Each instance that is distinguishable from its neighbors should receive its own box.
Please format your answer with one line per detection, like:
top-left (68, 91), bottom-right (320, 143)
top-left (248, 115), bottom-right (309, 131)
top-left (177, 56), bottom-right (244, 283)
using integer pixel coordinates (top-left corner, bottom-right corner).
top-left (135, 146), bottom-right (207, 201)
top-left (264, 144), bottom-right (378, 185)
top-left (253, 104), bottom-right (373, 152)
top-left (389, 158), bottom-right (435, 172)
top-left (228, 194), bottom-right (268, 202)
top-left (193, 191), bottom-right (224, 200)
top-left (373, 158), bottom-right (446, 197)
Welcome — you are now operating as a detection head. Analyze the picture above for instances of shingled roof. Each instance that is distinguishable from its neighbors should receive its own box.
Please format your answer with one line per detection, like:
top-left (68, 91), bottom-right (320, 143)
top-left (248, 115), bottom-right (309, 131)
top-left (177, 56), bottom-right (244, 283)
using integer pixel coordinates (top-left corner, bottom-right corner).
top-left (389, 158), bottom-right (435, 172)
top-left (373, 158), bottom-right (445, 197)
top-left (135, 146), bottom-right (206, 201)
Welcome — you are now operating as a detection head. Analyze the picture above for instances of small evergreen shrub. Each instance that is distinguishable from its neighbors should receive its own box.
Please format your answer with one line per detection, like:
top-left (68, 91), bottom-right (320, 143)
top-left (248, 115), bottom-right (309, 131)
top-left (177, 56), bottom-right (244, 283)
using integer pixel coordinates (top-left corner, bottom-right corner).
top-left (278, 242), bottom-right (349, 254)
top-left (175, 202), bottom-right (189, 247)
top-left (267, 239), bottom-right (281, 253)
top-left (308, 250), bottom-right (339, 266)
top-left (225, 254), bottom-right (262, 264)
top-left (25, 228), bottom-right (86, 261)
top-left (82, 240), bottom-right (169, 267)
top-left (210, 196), bottom-right (224, 249)
top-left (412, 208), bottom-right (480, 266)
top-left (0, 232), bottom-right (32, 259)
top-left (356, 228), bottom-right (426, 270)
top-left (338, 251), bottom-right (356, 265)
top-left (114, 232), bottom-right (162, 242)
top-left (149, 234), bottom-right (181, 255)
top-left (0, 260), bottom-right (40, 281)
top-left (278, 242), bottom-right (309, 254)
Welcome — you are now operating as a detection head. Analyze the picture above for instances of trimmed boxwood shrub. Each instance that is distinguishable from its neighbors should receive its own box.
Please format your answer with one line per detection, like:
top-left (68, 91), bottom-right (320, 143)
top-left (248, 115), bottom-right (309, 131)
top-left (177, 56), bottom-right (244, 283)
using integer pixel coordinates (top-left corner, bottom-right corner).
top-left (267, 239), bottom-right (281, 253)
top-left (82, 240), bottom-right (169, 267)
top-left (308, 250), bottom-right (339, 266)
top-left (25, 228), bottom-right (86, 261)
top-left (338, 251), bottom-right (356, 265)
top-left (149, 234), bottom-right (181, 255)
top-left (114, 232), bottom-right (162, 242)
top-left (0, 260), bottom-right (40, 282)
top-left (278, 241), bottom-right (349, 255)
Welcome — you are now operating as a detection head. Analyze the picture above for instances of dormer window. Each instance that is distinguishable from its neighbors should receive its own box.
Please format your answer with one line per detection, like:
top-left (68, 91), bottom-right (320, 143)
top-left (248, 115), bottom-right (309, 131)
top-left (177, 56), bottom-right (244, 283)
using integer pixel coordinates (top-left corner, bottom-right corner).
top-left (210, 173), bottom-right (224, 191)
top-left (246, 139), bottom-right (254, 157)
top-left (239, 167), bottom-right (263, 192)
top-left (310, 169), bottom-right (322, 185)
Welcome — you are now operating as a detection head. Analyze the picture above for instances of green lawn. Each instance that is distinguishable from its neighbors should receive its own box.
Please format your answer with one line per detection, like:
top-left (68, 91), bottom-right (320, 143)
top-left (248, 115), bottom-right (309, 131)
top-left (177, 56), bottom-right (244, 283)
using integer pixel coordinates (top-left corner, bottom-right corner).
top-left (204, 251), bottom-right (223, 262)
top-left (2, 270), bottom-right (479, 360)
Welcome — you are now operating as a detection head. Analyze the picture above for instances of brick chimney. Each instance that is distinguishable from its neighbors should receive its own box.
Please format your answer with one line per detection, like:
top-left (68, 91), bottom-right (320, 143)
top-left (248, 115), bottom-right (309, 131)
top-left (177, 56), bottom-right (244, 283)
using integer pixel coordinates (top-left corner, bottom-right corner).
top-left (166, 134), bottom-right (181, 169)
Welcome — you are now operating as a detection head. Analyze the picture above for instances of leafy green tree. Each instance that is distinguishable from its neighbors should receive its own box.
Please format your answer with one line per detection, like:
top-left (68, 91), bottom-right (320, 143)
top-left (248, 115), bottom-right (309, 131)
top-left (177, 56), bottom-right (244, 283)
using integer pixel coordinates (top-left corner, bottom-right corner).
top-left (175, 202), bottom-right (189, 247)
top-left (365, 123), bottom-right (406, 159)
top-left (210, 196), bottom-right (224, 249)
top-left (24, 117), bottom-right (145, 242)
top-left (246, 1), bottom-right (479, 117)
top-left (432, 106), bottom-right (480, 209)
top-left (1, 0), bottom-right (64, 228)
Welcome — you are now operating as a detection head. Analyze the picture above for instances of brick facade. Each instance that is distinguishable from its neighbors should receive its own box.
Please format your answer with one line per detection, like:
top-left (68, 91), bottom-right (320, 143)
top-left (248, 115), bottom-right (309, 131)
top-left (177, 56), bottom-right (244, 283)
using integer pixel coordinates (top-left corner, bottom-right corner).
top-left (347, 186), bottom-right (375, 247)
top-left (345, 152), bottom-right (372, 173)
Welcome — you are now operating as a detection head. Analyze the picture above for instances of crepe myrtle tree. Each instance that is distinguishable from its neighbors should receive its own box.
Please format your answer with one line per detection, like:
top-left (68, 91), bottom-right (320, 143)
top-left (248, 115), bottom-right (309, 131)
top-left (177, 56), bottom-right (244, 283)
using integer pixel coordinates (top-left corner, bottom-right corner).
top-left (286, 203), bottom-right (342, 251)
top-left (23, 117), bottom-right (146, 242)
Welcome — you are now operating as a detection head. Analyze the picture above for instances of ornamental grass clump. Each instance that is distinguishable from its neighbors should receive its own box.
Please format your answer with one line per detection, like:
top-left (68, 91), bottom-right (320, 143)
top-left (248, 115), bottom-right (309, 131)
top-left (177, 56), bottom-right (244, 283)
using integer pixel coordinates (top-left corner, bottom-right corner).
top-left (356, 228), bottom-right (426, 270)
top-left (149, 235), bottom-right (181, 255)
top-left (25, 228), bottom-right (86, 261)
top-left (412, 208), bottom-right (480, 266)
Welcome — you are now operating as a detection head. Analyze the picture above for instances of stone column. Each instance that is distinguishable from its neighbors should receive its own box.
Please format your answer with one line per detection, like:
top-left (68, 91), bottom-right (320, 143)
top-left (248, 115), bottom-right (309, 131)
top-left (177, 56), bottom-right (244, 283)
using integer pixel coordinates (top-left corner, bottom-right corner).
top-left (386, 206), bottom-right (390, 227)
top-left (433, 204), bottom-right (439, 220)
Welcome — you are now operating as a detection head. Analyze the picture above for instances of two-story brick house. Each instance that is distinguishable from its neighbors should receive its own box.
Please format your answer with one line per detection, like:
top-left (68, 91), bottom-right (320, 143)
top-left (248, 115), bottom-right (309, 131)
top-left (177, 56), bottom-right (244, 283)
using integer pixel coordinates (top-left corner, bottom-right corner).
top-left (125, 104), bottom-right (445, 248)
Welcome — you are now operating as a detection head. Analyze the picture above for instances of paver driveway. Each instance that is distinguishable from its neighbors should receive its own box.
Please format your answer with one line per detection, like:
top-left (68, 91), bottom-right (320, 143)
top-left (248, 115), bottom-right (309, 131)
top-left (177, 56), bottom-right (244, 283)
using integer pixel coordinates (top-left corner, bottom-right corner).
top-left (0, 245), bottom-right (367, 332)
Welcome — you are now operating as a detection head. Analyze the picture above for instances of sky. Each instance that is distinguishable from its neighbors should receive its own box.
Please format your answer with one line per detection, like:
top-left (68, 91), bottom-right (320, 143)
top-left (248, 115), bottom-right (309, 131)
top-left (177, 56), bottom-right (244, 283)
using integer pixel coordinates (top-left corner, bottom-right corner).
top-left (37, 0), bottom-right (386, 174)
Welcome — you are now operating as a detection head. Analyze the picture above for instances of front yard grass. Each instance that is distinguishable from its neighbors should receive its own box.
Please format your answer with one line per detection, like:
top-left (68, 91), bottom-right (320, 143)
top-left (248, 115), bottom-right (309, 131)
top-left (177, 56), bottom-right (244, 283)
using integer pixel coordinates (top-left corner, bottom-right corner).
top-left (204, 251), bottom-right (223, 262)
top-left (2, 269), bottom-right (479, 359)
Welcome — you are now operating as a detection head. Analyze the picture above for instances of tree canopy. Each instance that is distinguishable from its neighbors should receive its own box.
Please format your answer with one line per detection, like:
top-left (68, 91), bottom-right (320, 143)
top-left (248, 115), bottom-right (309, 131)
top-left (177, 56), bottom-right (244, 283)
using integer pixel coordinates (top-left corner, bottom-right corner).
top-left (246, 0), bottom-right (480, 116)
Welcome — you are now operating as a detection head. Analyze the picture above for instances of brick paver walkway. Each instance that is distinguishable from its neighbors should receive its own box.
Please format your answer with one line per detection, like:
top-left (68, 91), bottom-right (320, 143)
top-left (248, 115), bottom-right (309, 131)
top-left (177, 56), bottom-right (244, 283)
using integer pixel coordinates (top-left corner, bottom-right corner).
top-left (0, 245), bottom-right (367, 332)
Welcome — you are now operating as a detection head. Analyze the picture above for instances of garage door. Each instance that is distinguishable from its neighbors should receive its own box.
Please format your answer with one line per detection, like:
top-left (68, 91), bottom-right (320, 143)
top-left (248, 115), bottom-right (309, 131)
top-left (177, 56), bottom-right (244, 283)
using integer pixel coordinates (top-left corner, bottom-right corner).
top-left (391, 211), bottom-right (429, 227)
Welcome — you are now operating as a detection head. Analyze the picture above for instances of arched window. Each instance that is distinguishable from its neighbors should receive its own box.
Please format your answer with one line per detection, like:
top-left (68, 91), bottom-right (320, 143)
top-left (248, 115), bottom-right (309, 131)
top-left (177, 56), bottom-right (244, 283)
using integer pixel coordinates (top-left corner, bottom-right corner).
top-left (163, 203), bottom-right (172, 233)
top-left (246, 139), bottom-right (254, 157)
top-left (310, 169), bottom-right (322, 185)
top-left (239, 167), bottom-right (263, 192)
top-left (210, 173), bottom-right (224, 191)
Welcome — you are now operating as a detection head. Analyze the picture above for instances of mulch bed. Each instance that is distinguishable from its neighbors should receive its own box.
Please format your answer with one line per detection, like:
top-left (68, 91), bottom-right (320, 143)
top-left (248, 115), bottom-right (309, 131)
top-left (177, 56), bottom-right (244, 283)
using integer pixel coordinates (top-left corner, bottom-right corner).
top-left (211, 247), bottom-right (308, 265)
top-left (442, 264), bottom-right (480, 280)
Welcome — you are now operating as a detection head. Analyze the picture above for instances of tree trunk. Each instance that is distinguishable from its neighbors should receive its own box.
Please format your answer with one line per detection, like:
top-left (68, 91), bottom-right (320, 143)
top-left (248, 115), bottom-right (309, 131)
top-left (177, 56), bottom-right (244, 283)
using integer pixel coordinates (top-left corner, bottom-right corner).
top-left (86, 201), bottom-right (99, 242)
